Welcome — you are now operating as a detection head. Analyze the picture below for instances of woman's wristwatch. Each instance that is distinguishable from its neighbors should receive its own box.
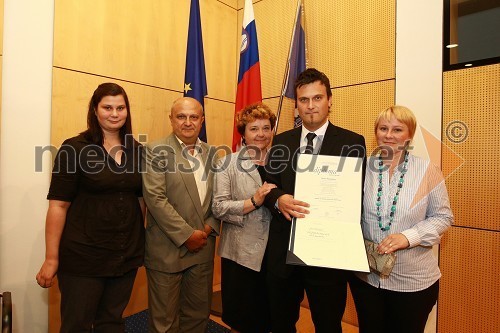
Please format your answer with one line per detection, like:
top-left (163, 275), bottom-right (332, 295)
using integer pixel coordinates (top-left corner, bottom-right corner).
top-left (250, 196), bottom-right (260, 209)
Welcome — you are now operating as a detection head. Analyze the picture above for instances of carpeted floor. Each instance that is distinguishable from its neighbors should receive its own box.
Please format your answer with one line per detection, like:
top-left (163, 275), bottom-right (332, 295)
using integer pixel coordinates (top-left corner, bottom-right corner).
top-left (124, 310), bottom-right (229, 333)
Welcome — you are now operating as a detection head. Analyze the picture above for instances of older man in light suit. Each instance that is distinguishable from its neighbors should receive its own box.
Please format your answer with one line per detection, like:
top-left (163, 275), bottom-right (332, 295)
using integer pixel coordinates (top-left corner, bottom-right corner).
top-left (142, 97), bottom-right (220, 333)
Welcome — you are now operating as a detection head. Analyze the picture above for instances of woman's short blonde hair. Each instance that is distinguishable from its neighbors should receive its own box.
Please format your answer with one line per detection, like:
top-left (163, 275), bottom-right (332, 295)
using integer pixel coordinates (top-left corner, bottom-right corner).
top-left (236, 103), bottom-right (277, 136)
top-left (374, 105), bottom-right (417, 139)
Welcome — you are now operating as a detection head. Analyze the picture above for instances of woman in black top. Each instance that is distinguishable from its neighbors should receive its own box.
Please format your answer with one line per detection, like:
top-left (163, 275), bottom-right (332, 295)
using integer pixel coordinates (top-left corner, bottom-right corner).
top-left (36, 83), bottom-right (145, 333)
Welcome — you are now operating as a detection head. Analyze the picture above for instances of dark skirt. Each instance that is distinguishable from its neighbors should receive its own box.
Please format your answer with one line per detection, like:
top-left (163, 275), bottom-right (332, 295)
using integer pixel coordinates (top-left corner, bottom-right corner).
top-left (221, 257), bottom-right (271, 333)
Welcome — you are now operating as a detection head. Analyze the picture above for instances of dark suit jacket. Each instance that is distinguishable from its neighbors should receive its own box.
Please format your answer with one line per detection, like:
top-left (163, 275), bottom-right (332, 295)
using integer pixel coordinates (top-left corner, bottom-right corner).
top-left (264, 122), bottom-right (366, 278)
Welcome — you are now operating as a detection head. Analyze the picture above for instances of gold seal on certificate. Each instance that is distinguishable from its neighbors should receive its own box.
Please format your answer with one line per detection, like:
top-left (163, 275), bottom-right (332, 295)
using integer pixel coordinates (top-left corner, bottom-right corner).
top-left (287, 154), bottom-right (369, 272)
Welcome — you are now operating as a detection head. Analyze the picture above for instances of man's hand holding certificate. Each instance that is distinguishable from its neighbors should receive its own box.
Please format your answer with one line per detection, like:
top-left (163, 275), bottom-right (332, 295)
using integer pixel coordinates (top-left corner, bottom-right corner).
top-left (277, 194), bottom-right (310, 220)
top-left (286, 154), bottom-right (369, 272)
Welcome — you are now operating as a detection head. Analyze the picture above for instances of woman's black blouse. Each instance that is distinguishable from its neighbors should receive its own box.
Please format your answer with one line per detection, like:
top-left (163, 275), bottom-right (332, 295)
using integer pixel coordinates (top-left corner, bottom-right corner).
top-left (47, 134), bottom-right (145, 277)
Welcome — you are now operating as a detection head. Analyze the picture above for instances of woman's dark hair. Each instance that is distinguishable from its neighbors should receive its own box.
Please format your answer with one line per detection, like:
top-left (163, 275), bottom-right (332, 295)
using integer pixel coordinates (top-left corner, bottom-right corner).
top-left (82, 82), bottom-right (136, 148)
top-left (293, 68), bottom-right (332, 100)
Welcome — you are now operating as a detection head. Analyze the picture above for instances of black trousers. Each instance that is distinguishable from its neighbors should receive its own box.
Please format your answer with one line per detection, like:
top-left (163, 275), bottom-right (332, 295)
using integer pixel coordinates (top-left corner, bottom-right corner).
top-left (57, 269), bottom-right (137, 333)
top-left (221, 258), bottom-right (271, 333)
top-left (349, 276), bottom-right (439, 333)
top-left (266, 266), bottom-right (349, 333)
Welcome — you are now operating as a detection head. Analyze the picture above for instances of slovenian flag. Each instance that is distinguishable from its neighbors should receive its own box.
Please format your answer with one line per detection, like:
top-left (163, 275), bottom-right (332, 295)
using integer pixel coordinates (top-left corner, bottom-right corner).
top-left (283, 0), bottom-right (306, 128)
top-left (184, 0), bottom-right (208, 142)
top-left (232, 0), bottom-right (262, 151)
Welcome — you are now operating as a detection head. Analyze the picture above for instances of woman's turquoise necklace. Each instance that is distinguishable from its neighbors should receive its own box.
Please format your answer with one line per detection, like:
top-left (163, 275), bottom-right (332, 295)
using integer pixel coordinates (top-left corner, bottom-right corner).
top-left (376, 151), bottom-right (409, 231)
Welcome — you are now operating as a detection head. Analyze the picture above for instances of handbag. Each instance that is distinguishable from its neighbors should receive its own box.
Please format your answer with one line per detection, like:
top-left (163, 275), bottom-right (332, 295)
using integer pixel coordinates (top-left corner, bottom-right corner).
top-left (364, 239), bottom-right (397, 277)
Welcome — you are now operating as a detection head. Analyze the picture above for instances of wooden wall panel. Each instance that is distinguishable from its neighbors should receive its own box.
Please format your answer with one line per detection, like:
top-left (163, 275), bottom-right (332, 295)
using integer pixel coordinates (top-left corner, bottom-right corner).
top-left (238, 0), bottom-right (396, 97)
top-left (123, 267), bottom-right (148, 317)
top-left (438, 227), bottom-right (500, 333)
top-left (440, 63), bottom-right (500, 333)
top-left (50, 69), bottom-right (90, 146)
top-left (306, 0), bottom-right (395, 88)
top-left (53, 0), bottom-right (186, 91)
top-left (52, 52), bottom-right (236, 149)
top-left (332, 80), bottom-right (395, 155)
top-left (262, 97), bottom-right (296, 134)
top-left (51, 67), bottom-right (181, 147)
top-left (236, 0), bottom-right (245, 10)
top-left (201, 0), bottom-right (238, 102)
top-left (254, 0), bottom-right (296, 99)
top-left (343, 287), bottom-right (359, 327)
top-left (54, 0), bottom-right (237, 103)
top-left (204, 98), bottom-right (235, 149)
top-left (48, 279), bottom-right (61, 333)
top-left (52, 69), bottom-right (235, 149)
top-left (442, 64), bottom-right (500, 231)
top-left (218, 0), bottom-right (237, 9)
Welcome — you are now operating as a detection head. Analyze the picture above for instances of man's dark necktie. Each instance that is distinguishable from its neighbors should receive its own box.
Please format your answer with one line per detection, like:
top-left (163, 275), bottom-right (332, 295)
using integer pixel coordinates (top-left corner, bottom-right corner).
top-left (304, 132), bottom-right (317, 154)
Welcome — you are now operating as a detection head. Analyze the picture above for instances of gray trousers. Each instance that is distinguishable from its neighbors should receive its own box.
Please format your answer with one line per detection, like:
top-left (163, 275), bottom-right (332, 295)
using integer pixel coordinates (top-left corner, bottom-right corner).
top-left (146, 261), bottom-right (214, 333)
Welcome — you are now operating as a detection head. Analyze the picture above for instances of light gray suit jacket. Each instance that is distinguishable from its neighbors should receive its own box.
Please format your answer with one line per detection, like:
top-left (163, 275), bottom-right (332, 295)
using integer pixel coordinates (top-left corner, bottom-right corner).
top-left (142, 134), bottom-right (220, 273)
top-left (212, 151), bottom-right (272, 272)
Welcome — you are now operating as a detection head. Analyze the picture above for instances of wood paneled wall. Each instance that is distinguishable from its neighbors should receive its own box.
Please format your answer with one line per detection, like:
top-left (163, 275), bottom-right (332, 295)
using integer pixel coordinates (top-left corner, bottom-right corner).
top-left (29, 0), bottom-right (500, 330)
top-left (50, 0), bottom-right (401, 330)
top-left (50, 0), bottom-right (396, 330)
top-left (246, 0), bottom-right (395, 139)
top-left (53, 0), bottom-right (237, 104)
top-left (49, 0), bottom-right (238, 331)
top-left (439, 64), bottom-right (500, 333)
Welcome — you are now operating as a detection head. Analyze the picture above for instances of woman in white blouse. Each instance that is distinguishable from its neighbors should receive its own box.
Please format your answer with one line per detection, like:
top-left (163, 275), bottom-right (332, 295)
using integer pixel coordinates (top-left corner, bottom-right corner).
top-left (212, 103), bottom-right (277, 333)
top-left (350, 106), bottom-right (453, 333)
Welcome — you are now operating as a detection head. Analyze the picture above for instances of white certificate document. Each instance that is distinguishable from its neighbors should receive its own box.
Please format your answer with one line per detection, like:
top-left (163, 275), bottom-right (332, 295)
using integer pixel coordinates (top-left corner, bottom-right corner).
top-left (287, 154), bottom-right (369, 272)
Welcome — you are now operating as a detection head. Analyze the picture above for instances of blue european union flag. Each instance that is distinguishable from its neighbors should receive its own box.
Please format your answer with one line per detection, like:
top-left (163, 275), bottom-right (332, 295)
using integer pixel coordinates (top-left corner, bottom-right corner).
top-left (284, 2), bottom-right (306, 100)
top-left (184, 0), bottom-right (208, 142)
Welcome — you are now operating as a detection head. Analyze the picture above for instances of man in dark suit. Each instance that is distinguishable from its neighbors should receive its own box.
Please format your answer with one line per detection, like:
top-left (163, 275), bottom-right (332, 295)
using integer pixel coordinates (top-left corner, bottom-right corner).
top-left (264, 68), bottom-right (366, 333)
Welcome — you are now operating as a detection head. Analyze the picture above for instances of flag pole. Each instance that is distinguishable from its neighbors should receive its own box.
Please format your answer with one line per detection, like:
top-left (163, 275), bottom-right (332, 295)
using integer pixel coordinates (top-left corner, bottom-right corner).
top-left (303, 0), bottom-right (308, 69)
top-left (274, 0), bottom-right (302, 136)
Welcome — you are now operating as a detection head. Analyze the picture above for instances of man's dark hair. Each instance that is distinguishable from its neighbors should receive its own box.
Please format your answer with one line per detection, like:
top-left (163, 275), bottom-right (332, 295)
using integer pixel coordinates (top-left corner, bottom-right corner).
top-left (294, 68), bottom-right (332, 100)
